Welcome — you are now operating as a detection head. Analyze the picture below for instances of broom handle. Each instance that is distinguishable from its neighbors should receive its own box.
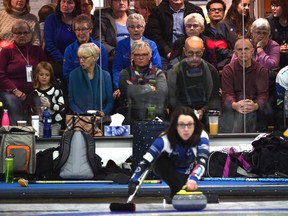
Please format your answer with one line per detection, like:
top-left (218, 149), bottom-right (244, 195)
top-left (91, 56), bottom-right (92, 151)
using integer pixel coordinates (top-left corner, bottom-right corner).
top-left (28, 180), bottom-right (114, 184)
top-left (127, 169), bottom-right (150, 203)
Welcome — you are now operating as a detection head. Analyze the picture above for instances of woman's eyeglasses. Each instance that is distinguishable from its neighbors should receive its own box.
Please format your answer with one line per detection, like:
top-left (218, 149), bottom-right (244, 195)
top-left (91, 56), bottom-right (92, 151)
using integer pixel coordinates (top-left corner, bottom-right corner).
top-left (177, 123), bottom-right (195, 129)
top-left (13, 31), bottom-right (31, 36)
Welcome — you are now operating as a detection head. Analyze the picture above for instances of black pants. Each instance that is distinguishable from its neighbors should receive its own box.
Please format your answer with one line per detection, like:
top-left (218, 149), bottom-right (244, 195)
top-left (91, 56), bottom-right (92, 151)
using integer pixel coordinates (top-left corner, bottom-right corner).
top-left (152, 154), bottom-right (188, 197)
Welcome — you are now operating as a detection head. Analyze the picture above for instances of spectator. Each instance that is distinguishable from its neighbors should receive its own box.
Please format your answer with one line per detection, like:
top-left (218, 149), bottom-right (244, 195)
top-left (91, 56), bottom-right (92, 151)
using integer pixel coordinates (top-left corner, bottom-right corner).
top-left (267, 0), bottom-right (288, 69)
top-left (0, 0), bottom-right (41, 49)
top-left (63, 14), bottom-right (108, 84)
top-left (204, 0), bottom-right (226, 39)
top-left (169, 13), bottom-right (230, 70)
top-left (68, 43), bottom-right (113, 115)
top-left (221, 36), bottom-right (269, 133)
top-left (216, 0), bottom-right (254, 51)
top-left (167, 36), bottom-right (220, 123)
top-left (44, 0), bottom-right (81, 81)
top-left (38, 4), bottom-right (55, 48)
top-left (128, 106), bottom-right (209, 200)
top-left (133, 0), bottom-right (156, 22)
top-left (29, 61), bottom-right (65, 135)
top-left (231, 18), bottom-right (280, 70)
top-left (112, 13), bottom-right (161, 99)
top-left (0, 20), bottom-right (46, 125)
top-left (144, 0), bottom-right (206, 70)
top-left (80, 0), bottom-right (94, 21)
top-left (92, 0), bottom-right (134, 72)
top-left (118, 40), bottom-right (167, 124)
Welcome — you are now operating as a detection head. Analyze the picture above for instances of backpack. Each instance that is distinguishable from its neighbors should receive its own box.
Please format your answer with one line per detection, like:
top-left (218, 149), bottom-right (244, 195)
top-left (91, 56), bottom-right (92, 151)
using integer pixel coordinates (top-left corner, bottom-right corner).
top-left (54, 130), bottom-right (102, 179)
top-left (0, 126), bottom-right (36, 175)
top-left (206, 147), bottom-right (254, 178)
top-left (249, 132), bottom-right (288, 177)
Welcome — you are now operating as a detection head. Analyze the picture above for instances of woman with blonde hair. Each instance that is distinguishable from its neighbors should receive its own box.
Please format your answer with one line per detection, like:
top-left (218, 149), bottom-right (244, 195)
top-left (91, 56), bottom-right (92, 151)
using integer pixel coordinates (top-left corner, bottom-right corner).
top-left (68, 43), bottom-right (113, 114)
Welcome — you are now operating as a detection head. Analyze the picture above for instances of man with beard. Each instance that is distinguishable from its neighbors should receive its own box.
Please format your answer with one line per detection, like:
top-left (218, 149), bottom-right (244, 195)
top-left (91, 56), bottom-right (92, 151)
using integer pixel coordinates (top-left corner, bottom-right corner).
top-left (221, 36), bottom-right (269, 133)
top-left (167, 36), bottom-right (220, 123)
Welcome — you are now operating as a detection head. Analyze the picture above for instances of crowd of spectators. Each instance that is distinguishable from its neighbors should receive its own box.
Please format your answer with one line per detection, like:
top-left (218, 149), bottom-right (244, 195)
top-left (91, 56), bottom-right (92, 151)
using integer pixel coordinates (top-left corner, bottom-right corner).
top-left (0, 0), bottom-right (287, 133)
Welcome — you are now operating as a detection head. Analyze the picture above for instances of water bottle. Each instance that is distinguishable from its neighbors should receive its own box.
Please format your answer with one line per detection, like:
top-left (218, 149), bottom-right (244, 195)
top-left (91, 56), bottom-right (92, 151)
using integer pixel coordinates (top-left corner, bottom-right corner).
top-left (0, 102), bottom-right (3, 124)
top-left (31, 115), bottom-right (40, 137)
top-left (5, 155), bottom-right (14, 184)
top-left (43, 109), bottom-right (52, 138)
top-left (1, 109), bottom-right (10, 126)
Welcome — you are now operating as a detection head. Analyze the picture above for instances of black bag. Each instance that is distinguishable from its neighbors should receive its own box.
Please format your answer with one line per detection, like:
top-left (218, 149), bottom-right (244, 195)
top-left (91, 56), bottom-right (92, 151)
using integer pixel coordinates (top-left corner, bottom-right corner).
top-left (206, 147), bottom-right (253, 178)
top-left (132, 119), bottom-right (168, 170)
top-left (36, 147), bottom-right (60, 180)
top-left (249, 132), bottom-right (288, 177)
top-left (54, 130), bottom-right (103, 179)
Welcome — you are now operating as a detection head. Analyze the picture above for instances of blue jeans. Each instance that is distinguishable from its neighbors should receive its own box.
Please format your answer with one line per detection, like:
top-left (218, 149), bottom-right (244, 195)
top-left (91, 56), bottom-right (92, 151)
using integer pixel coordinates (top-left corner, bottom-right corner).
top-left (0, 91), bottom-right (28, 125)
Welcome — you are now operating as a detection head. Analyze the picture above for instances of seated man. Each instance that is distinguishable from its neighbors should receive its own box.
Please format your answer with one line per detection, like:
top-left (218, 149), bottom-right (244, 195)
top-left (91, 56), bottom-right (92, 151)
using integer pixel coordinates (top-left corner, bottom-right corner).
top-left (221, 36), bottom-right (269, 133)
top-left (118, 41), bottom-right (167, 124)
top-left (63, 14), bottom-right (108, 84)
top-left (167, 36), bottom-right (220, 124)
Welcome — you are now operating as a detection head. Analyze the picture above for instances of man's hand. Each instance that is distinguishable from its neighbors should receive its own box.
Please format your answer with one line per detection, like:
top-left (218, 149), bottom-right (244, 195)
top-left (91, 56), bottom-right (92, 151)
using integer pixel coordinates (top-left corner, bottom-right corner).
top-left (128, 180), bottom-right (139, 195)
top-left (233, 99), bottom-right (258, 114)
top-left (280, 43), bottom-right (288, 53)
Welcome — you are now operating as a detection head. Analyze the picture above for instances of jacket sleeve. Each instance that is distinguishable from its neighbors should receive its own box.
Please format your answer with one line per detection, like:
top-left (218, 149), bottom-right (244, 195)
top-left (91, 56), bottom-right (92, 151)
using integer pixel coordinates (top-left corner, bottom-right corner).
top-left (63, 45), bottom-right (75, 83)
top-left (112, 42), bottom-right (127, 89)
top-left (44, 14), bottom-right (64, 63)
top-left (102, 71), bottom-right (114, 115)
top-left (256, 41), bottom-right (280, 70)
top-left (188, 130), bottom-right (209, 182)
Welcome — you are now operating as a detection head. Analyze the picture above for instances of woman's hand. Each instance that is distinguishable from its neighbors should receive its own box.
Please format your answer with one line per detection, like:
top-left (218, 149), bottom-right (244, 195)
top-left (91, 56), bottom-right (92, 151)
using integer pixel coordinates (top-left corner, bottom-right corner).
top-left (113, 89), bottom-right (121, 99)
top-left (13, 89), bottom-right (26, 101)
top-left (185, 179), bottom-right (198, 191)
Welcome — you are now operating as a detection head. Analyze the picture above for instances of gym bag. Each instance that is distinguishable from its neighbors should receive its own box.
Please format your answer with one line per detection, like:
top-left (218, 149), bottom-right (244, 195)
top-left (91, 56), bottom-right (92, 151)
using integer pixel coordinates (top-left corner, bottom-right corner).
top-left (249, 131), bottom-right (288, 177)
top-left (0, 126), bottom-right (36, 175)
top-left (206, 147), bottom-right (253, 178)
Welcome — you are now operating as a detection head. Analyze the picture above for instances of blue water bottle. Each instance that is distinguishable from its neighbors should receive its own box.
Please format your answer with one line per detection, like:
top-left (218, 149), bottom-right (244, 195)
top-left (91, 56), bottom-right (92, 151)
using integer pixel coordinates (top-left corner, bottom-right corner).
top-left (43, 109), bottom-right (52, 138)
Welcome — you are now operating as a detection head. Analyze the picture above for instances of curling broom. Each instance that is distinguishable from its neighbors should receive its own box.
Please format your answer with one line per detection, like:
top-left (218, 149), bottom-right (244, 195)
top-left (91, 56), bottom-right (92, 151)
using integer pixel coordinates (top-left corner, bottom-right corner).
top-left (109, 169), bottom-right (150, 212)
top-left (18, 179), bottom-right (114, 187)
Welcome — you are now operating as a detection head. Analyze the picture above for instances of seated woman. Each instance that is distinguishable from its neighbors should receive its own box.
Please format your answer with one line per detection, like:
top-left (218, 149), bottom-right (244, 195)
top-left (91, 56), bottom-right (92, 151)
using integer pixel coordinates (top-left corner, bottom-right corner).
top-left (231, 18), bottom-right (280, 70)
top-left (68, 43), bottom-right (113, 115)
top-left (118, 40), bottom-right (168, 124)
top-left (0, 0), bottom-right (41, 49)
top-left (0, 20), bottom-right (46, 125)
top-left (169, 13), bottom-right (231, 71)
top-left (112, 13), bottom-right (161, 98)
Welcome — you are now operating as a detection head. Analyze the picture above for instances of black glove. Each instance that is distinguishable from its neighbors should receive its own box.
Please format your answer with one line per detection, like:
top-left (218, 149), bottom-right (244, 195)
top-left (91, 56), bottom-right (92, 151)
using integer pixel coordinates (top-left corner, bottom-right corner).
top-left (128, 180), bottom-right (139, 195)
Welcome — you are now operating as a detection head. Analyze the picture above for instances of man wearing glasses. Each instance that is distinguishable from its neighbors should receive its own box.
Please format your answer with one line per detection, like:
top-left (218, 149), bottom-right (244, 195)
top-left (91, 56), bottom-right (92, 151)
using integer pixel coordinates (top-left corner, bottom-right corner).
top-left (167, 36), bottom-right (220, 124)
top-left (144, 0), bottom-right (206, 70)
top-left (204, 0), bottom-right (226, 39)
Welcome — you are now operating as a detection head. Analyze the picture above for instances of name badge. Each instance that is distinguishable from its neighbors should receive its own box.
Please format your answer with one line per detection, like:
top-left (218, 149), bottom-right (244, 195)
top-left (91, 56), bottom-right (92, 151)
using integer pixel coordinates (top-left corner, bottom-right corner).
top-left (26, 65), bottom-right (33, 82)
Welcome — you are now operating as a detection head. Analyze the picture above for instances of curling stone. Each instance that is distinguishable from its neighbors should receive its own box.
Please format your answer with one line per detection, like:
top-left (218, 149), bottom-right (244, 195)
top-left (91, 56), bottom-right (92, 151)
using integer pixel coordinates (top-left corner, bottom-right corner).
top-left (172, 190), bottom-right (207, 211)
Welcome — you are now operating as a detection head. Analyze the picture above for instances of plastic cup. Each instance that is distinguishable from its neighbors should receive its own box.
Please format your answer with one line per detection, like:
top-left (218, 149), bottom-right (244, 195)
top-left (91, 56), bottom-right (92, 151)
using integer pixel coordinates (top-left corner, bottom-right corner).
top-left (209, 116), bottom-right (219, 135)
top-left (147, 106), bottom-right (156, 120)
top-left (17, 120), bottom-right (27, 126)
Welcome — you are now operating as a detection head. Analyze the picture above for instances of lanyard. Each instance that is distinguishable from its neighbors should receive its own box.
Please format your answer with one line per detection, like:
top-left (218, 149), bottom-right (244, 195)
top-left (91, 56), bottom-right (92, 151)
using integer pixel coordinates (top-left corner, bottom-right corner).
top-left (15, 44), bottom-right (29, 65)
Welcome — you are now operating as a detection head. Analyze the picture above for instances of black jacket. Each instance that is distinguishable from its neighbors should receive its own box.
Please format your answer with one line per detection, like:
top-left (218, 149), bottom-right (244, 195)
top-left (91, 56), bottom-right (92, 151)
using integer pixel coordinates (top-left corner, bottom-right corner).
top-left (144, 0), bottom-right (205, 58)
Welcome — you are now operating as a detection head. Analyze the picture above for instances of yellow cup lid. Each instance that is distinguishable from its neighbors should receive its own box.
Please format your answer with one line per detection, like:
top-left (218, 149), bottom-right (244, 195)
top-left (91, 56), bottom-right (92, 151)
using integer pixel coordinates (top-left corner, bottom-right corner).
top-left (176, 190), bottom-right (203, 195)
